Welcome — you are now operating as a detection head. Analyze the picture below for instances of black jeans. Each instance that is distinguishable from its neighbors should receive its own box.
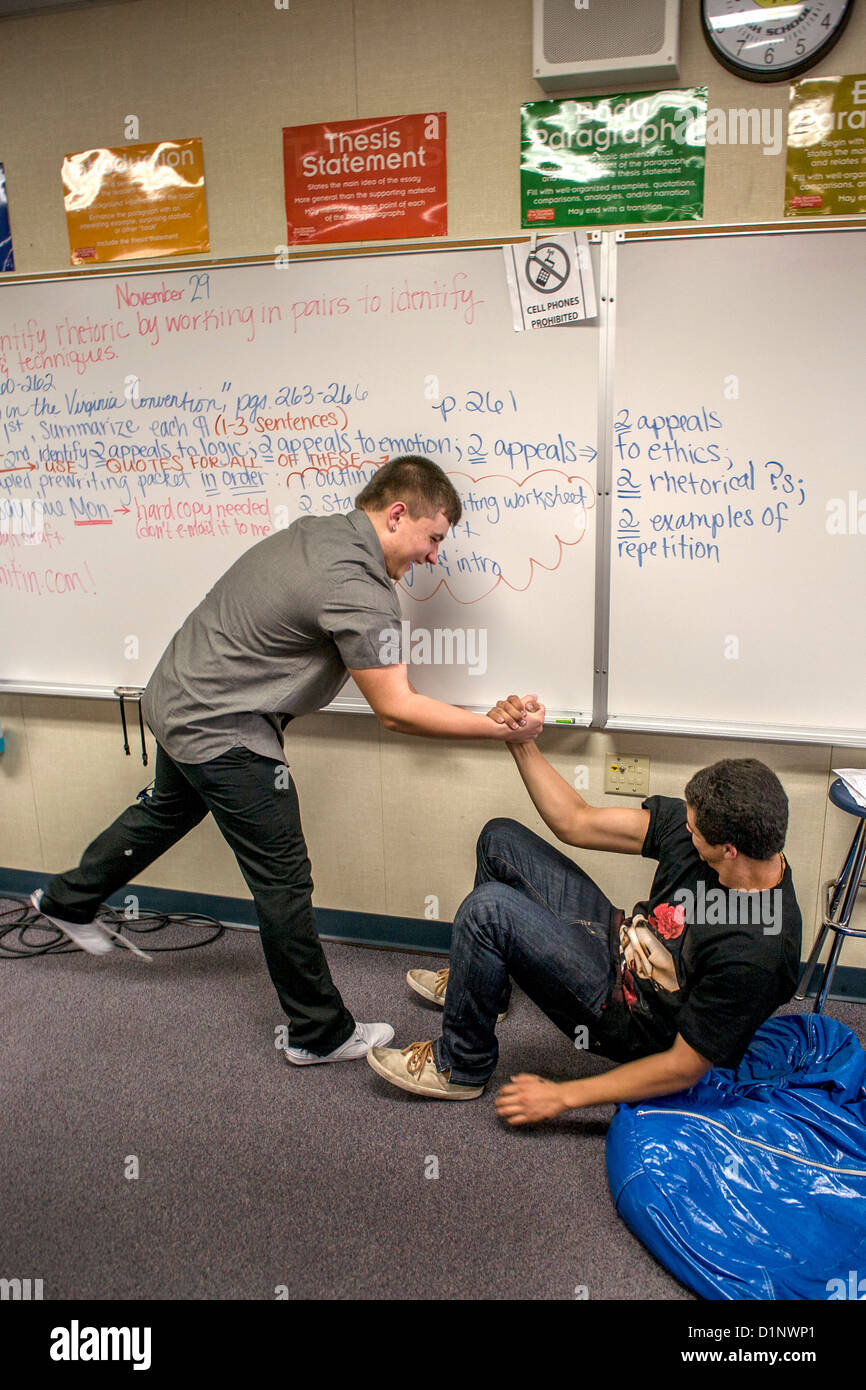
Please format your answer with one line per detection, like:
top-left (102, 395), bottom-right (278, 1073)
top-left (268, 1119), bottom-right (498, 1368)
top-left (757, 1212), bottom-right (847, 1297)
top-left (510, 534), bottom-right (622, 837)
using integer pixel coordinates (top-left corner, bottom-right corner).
top-left (41, 743), bottom-right (356, 1055)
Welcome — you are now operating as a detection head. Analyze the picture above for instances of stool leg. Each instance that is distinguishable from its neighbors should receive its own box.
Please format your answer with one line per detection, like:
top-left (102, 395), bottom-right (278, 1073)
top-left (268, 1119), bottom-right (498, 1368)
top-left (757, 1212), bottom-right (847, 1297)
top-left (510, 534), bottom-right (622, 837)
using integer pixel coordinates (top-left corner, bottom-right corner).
top-left (814, 930), bottom-right (847, 1015)
top-left (802, 820), bottom-right (866, 1009)
top-left (828, 838), bottom-right (858, 917)
top-left (833, 822), bottom-right (866, 931)
top-left (795, 920), bottom-right (831, 1001)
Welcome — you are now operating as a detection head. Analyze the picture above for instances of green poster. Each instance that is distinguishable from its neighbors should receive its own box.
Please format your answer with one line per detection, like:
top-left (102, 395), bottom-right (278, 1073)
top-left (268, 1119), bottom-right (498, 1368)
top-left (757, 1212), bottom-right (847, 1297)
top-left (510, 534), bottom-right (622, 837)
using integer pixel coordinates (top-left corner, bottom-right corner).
top-left (786, 75), bottom-right (866, 217)
top-left (521, 89), bottom-right (707, 229)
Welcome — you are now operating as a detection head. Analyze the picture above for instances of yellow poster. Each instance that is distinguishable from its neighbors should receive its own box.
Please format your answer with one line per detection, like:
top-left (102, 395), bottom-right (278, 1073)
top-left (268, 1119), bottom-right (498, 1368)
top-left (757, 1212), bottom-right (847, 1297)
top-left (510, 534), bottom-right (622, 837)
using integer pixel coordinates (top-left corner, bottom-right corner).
top-left (786, 76), bottom-right (866, 217)
top-left (63, 139), bottom-right (209, 266)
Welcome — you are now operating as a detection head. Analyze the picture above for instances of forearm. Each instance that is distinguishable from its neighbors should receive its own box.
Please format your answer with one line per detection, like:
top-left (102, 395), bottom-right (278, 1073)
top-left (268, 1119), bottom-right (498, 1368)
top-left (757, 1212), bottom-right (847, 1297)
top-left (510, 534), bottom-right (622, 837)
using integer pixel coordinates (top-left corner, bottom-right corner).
top-left (383, 691), bottom-right (511, 741)
top-left (558, 1049), bottom-right (706, 1111)
top-left (508, 742), bottom-right (589, 835)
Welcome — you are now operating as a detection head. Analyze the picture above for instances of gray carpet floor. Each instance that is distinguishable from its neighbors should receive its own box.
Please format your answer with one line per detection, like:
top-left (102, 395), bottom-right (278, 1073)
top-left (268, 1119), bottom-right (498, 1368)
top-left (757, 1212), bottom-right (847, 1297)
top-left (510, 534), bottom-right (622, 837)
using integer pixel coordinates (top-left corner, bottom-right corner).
top-left (2, 900), bottom-right (865, 1302)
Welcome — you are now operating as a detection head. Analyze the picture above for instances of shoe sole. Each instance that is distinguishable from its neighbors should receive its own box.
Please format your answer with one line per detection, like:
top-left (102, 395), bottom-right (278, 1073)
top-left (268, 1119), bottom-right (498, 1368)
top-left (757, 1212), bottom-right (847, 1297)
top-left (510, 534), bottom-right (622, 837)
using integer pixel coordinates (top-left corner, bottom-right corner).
top-left (29, 892), bottom-right (115, 956)
top-left (100, 927), bottom-right (153, 962)
top-left (284, 1025), bottom-right (395, 1065)
top-left (366, 1047), bottom-right (483, 1100)
top-left (284, 1046), bottom-right (371, 1066)
top-left (406, 971), bottom-right (445, 1005)
top-left (30, 893), bottom-right (153, 961)
top-left (406, 970), bottom-right (508, 1023)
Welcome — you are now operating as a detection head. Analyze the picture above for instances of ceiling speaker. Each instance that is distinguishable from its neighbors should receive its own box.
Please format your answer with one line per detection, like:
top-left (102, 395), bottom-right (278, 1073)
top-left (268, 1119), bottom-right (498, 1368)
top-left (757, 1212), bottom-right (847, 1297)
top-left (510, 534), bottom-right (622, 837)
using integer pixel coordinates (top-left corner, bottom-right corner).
top-left (533, 0), bottom-right (681, 92)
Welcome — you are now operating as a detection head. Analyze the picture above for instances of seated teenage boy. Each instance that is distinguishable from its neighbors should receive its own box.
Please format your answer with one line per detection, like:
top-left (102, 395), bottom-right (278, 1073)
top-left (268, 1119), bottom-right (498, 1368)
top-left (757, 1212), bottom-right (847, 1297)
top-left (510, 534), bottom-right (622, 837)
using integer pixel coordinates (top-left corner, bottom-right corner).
top-left (367, 696), bottom-right (802, 1121)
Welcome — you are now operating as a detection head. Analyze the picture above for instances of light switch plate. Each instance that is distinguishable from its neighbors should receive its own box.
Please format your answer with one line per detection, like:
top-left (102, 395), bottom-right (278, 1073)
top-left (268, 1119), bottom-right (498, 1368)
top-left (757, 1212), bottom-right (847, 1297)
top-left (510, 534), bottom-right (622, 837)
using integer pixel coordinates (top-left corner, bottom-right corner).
top-left (605, 754), bottom-right (650, 797)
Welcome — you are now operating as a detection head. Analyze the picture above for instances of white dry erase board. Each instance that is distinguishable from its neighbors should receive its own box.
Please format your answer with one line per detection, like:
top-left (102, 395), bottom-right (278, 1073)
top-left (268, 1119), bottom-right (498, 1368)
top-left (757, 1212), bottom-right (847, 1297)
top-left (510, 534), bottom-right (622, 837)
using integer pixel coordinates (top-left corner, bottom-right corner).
top-left (0, 245), bottom-right (600, 718)
top-left (605, 227), bottom-right (866, 746)
top-left (3, 227), bottom-right (865, 746)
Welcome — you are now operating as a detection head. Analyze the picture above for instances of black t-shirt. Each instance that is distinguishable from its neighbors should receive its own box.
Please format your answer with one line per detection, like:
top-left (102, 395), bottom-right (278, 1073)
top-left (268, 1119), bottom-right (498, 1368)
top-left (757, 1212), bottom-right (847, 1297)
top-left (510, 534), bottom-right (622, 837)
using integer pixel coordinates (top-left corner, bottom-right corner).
top-left (600, 795), bottom-right (802, 1068)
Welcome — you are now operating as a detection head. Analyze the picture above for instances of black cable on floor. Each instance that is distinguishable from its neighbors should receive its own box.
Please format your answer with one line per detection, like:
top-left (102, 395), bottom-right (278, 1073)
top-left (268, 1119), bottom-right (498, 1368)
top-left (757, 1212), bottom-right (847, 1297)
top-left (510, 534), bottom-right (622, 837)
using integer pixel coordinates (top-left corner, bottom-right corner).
top-left (0, 896), bottom-right (225, 958)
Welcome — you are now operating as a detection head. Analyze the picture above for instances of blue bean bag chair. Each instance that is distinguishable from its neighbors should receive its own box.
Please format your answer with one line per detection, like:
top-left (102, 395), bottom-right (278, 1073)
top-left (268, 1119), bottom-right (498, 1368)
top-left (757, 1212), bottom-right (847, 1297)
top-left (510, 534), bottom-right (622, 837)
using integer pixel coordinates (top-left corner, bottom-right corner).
top-left (606, 1014), bottom-right (866, 1300)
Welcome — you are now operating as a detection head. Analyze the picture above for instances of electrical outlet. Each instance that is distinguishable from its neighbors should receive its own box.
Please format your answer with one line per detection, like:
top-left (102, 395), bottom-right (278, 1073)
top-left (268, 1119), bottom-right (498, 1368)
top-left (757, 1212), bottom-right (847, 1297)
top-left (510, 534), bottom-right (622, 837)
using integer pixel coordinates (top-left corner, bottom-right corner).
top-left (605, 754), bottom-right (650, 797)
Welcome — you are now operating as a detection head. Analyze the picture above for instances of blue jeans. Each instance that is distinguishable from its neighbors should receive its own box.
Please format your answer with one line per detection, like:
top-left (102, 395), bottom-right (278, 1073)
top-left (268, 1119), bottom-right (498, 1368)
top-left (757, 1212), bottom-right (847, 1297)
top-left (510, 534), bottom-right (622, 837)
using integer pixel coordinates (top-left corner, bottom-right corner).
top-left (432, 819), bottom-right (626, 1085)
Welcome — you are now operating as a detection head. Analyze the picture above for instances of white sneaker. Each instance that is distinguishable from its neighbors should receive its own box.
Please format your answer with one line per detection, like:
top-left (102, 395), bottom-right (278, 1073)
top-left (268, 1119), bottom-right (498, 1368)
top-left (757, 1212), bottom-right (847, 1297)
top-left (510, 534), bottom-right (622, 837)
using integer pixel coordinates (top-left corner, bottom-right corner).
top-left (97, 924), bottom-right (153, 962)
top-left (284, 1021), bottom-right (395, 1066)
top-left (30, 889), bottom-right (115, 956)
top-left (29, 890), bottom-right (152, 962)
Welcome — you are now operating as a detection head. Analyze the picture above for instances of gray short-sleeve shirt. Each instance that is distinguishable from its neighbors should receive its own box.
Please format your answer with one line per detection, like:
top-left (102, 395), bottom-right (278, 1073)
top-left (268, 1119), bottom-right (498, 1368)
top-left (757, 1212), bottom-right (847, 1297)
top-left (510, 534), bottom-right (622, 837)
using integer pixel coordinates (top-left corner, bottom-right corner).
top-left (141, 508), bottom-right (402, 763)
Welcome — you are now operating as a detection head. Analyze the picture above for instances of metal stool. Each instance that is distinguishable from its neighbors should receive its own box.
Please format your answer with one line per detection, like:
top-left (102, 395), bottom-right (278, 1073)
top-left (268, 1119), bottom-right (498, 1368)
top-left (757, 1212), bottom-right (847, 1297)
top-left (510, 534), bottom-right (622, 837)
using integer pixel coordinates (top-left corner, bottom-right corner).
top-left (796, 778), bottom-right (866, 1013)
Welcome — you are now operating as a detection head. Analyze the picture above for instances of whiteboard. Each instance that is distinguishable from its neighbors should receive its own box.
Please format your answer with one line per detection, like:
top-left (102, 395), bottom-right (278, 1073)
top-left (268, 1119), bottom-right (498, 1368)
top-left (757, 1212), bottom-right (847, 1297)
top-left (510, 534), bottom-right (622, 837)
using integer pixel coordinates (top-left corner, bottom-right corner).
top-left (0, 246), bottom-right (599, 718)
top-left (607, 229), bottom-right (866, 745)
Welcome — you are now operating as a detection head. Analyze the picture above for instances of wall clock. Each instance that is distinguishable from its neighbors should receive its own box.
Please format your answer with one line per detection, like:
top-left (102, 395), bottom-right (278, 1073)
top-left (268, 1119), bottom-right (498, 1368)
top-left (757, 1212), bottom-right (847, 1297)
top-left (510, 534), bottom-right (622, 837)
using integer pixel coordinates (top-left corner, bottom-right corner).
top-left (701, 1), bottom-right (855, 83)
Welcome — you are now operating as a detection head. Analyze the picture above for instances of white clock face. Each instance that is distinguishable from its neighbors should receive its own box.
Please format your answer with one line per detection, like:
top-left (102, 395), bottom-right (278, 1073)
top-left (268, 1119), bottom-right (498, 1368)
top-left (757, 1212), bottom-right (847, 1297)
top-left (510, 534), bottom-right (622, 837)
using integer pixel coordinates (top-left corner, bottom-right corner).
top-left (702, 1), bottom-right (854, 82)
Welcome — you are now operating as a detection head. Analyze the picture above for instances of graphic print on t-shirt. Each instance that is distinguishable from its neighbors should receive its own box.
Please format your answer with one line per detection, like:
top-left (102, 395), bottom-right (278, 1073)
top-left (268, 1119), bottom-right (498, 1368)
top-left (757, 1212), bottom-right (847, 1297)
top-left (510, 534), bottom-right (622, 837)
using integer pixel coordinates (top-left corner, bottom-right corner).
top-left (619, 901), bottom-right (690, 1014)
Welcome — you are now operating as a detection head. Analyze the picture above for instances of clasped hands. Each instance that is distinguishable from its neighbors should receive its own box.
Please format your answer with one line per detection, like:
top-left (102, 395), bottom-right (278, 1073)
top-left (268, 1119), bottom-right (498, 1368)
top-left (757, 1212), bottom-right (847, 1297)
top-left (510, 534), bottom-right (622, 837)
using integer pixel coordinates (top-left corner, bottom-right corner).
top-left (486, 693), bottom-right (546, 744)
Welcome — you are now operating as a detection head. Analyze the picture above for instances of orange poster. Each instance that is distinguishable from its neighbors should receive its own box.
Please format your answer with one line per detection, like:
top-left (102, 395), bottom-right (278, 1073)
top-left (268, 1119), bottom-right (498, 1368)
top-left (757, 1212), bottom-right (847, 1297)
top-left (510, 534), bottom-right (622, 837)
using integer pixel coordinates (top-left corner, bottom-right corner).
top-left (284, 113), bottom-right (447, 245)
top-left (63, 139), bottom-right (209, 266)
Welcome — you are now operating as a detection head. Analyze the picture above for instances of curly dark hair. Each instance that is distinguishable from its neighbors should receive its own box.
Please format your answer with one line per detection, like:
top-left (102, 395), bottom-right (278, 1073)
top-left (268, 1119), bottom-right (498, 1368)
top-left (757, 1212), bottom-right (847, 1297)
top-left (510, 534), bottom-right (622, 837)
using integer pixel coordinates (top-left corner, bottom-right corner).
top-left (684, 758), bottom-right (788, 860)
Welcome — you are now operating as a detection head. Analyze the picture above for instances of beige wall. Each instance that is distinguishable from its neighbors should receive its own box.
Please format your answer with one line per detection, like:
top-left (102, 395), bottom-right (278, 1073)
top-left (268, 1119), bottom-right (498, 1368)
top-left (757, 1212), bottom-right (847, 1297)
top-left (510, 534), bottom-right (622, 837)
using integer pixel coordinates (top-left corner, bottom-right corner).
top-left (1, 0), bottom-right (865, 963)
top-left (1, 690), bottom-right (862, 968)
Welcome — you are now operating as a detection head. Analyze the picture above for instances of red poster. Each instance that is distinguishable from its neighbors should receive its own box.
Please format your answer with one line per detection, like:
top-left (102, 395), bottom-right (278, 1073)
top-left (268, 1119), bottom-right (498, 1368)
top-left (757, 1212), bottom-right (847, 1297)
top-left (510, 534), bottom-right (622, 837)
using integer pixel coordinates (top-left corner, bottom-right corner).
top-left (283, 112), bottom-right (447, 245)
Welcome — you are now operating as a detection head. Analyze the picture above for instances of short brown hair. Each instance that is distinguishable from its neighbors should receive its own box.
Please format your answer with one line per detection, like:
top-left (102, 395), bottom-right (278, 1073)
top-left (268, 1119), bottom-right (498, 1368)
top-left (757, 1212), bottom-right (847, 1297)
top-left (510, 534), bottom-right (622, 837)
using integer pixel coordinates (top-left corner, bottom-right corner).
top-left (356, 455), bottom-right (462, 526)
